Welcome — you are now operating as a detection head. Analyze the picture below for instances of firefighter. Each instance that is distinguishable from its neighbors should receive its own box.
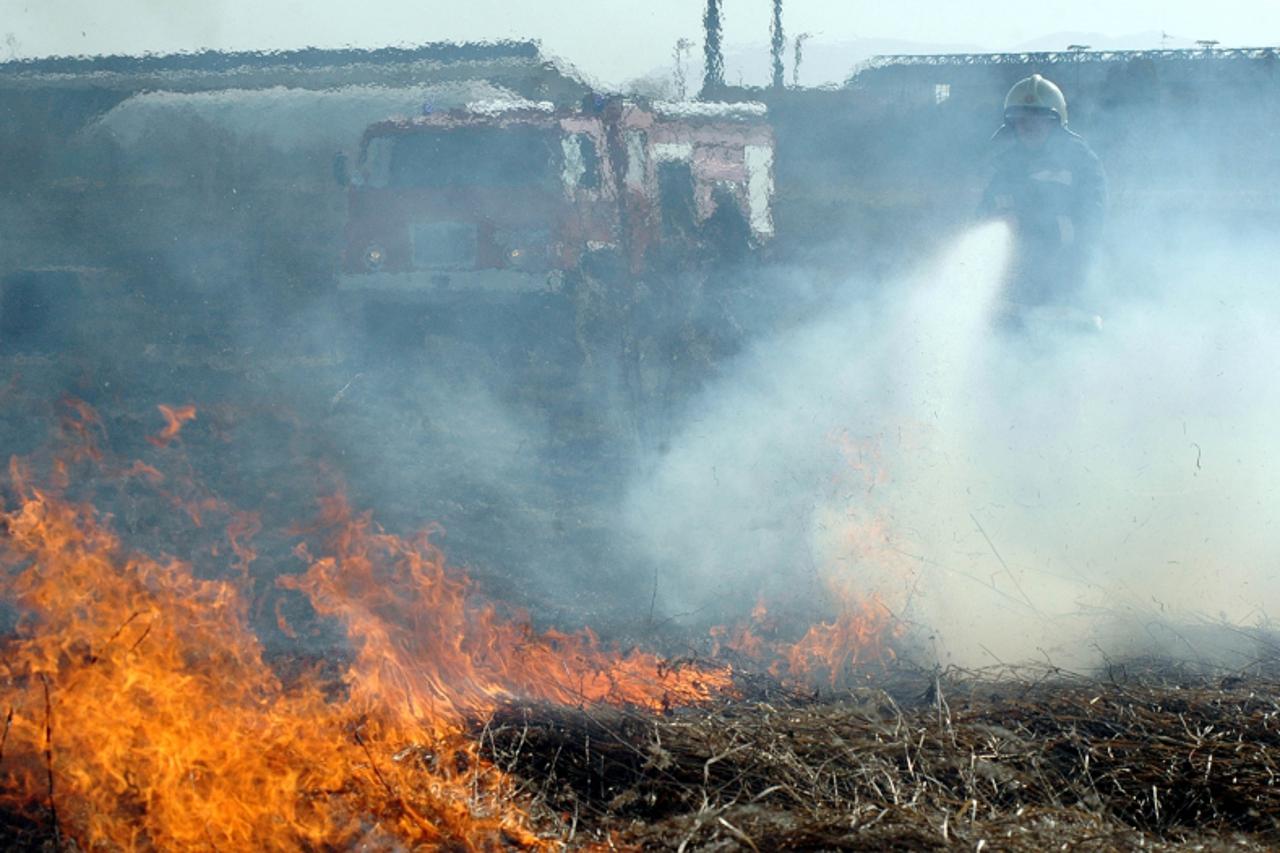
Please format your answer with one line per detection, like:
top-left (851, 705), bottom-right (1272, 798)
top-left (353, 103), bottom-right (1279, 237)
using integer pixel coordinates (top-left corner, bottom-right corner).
top-left (980, 74), bottom-right (1106, 313)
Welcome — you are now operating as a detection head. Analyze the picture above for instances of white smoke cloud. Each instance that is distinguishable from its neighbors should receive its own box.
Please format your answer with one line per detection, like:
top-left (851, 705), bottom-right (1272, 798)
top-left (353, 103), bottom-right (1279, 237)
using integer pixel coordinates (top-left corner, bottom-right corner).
top-left (626, 220), bottom-right (1280, 671)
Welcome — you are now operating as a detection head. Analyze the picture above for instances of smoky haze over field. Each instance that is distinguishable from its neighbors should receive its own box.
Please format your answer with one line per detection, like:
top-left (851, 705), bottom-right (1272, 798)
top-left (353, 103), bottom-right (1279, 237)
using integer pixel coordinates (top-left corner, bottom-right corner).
top-left (625, 213), bottom-right (1280, 672)
top-left (611, 55), bottom-right (1280, 671)
top-left (4, 44), bottom-right (1280, 675)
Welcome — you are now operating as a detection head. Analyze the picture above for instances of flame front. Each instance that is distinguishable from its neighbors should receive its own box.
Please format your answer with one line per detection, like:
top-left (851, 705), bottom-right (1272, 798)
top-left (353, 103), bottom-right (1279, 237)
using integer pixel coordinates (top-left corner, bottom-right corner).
top-left (284, 491), bottom-right (733, 722)
top-left (0, 399), bottom-right (914, 847)
top-left (0, 406), bottom-right (732, 849)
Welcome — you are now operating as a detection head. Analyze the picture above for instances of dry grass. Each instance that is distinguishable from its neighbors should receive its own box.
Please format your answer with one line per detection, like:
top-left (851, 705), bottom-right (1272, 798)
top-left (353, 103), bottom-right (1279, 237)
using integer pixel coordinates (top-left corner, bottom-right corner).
top-left (484, 661), bottom-right (1280, 850)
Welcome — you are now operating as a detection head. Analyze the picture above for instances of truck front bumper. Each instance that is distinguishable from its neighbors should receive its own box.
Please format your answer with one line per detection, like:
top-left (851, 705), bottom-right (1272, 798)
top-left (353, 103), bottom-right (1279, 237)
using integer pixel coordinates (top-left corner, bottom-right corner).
top-left (338, 268), bottom-right (566, 298)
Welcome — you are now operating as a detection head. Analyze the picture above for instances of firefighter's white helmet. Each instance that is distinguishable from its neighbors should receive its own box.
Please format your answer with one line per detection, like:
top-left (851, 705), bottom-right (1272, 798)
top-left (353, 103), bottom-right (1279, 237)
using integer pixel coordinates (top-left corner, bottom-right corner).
top-left (1003, 74), bottom-right (1068, 126)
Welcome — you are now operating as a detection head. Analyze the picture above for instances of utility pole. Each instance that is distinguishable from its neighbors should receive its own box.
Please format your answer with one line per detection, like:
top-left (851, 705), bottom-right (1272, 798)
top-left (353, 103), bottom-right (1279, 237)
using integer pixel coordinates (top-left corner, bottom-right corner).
top-left (703, 0), bottom-right (725, 95)
top-left (673, 38), bottom-right (694, 100)
top-left (770, 1), bottom-right (785, 89)
top-left (793, 32), bottom-right (812, 88)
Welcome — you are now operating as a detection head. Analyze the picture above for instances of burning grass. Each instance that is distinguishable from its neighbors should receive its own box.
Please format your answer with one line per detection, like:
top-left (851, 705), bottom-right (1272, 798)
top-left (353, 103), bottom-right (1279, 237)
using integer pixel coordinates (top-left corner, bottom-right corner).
top-left (2, 397), bottom-right (1279, 850)
top-left (0, 400), bottom-right (732, 850)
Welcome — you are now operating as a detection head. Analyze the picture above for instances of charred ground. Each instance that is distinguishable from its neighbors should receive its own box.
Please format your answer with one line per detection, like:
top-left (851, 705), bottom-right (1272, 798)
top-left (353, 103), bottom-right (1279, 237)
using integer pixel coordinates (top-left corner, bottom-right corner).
top-left (486, 662), bottom-right (1280, 850)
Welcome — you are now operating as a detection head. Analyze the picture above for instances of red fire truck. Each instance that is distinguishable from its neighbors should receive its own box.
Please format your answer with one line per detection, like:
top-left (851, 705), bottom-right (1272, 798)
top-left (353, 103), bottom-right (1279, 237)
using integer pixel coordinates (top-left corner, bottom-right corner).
top-left (337, 97), bottom-right (775, 299)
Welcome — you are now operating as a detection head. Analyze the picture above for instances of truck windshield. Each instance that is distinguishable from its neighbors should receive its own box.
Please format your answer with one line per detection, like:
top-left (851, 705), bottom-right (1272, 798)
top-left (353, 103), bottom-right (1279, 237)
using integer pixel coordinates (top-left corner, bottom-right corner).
top-left (366, 126), bottom-right (560, 190)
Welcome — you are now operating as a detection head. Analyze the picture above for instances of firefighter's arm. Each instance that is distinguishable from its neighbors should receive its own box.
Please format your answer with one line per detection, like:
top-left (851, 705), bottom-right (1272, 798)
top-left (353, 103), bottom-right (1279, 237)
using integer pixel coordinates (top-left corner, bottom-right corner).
top-left (1074, 148), bottom-right (1108, 241)
top-left (978, 169), bottom-right (1017, 221)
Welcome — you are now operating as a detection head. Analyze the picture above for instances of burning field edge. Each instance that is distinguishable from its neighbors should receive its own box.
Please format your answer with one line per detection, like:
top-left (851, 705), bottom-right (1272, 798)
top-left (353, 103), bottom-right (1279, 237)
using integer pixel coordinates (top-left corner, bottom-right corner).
top-left (1, 398), bottom-right (1279, 851)
top-left (6, 658), bottom-right (1280, 850)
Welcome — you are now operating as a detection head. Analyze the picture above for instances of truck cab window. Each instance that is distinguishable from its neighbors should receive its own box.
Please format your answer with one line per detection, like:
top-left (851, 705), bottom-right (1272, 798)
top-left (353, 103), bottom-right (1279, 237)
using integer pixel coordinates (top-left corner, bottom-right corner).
top-left (561, 133), bottom-right (601, 191)
top-left (384, 127), bottom-right (560, 189)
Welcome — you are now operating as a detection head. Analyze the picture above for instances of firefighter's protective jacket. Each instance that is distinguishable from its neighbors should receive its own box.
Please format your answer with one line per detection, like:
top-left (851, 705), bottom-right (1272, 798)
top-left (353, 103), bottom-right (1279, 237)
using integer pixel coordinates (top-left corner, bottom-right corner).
top-left (980, 128), bottom-right (1107, 306)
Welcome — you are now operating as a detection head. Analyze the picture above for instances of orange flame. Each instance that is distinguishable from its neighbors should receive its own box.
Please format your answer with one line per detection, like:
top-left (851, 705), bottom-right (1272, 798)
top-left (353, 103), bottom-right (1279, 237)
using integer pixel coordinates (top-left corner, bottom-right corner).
top-left (711, 592), bottom-right (903, 689)
top-left (0, 410), bottom-right (733, 849)
top-left (708, 430), bottom-right (912, 688)
top-left (146, 404), bottom-right (197, 448)
top-left (281, 493), bottom-right (733, 721)
top-left (779, 594), bottom-right (904, 685)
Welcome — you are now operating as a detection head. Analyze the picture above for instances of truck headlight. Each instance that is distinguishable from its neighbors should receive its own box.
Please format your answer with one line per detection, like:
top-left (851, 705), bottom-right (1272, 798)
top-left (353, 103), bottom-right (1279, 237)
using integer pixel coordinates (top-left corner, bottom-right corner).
top-left (496, 228), bottom-right (552, 271)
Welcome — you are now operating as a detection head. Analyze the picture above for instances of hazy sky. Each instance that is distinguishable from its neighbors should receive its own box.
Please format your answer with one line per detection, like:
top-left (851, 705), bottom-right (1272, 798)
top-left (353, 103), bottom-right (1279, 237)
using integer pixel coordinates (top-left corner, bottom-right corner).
top-left (4, 0), bottom-right (1278, 85)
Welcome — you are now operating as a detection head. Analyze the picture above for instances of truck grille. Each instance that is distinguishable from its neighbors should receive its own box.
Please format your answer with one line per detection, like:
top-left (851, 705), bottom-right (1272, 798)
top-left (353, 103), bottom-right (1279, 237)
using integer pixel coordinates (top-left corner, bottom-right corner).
top-left (411, 221), bottom-right (477, 270)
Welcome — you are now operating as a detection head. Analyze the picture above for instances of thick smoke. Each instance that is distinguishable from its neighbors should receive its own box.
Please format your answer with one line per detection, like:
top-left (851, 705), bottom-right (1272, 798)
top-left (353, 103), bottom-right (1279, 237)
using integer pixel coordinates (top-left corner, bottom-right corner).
top-left (625, 218), bottom-right (1280, 671)
top-left (7, 47), bottom-right (1280, 674)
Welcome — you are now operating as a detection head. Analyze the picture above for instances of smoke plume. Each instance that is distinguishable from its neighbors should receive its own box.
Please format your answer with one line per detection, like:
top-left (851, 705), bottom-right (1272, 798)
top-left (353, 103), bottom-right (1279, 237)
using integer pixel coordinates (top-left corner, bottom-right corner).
top-left (626, 219), bottom-right (1280, 671)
